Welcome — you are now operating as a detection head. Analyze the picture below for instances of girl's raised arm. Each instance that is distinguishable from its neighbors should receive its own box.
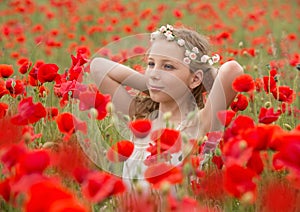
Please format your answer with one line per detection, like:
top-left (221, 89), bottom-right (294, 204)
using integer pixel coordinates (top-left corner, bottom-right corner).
top-left (90, 57), bottom-right (147, 116)
top-left (200, 60), bottom-right (244, 134)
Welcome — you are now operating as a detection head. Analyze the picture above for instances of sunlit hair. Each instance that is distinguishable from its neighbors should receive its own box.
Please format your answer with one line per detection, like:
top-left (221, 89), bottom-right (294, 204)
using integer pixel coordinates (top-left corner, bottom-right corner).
top-left (132, 27), bottom-right (216, 119)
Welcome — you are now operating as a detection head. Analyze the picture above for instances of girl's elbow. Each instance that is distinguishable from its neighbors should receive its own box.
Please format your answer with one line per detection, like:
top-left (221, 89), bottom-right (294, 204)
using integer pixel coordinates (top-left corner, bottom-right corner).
top-left (90, 57), bottom-right (107, 79)
top-left (223, 60), bottom-right (244, 77)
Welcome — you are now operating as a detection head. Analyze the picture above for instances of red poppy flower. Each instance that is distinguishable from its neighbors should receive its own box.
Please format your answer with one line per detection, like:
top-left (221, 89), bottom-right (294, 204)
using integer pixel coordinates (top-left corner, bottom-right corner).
top-left (247, 151), bottom-right (265, 175)
top-left (230, 94), bottom-right (248, 112)
top-left (191, 169), bottom-right (225, 200)
top-left (147, 128), bottom-right (181, 156)
top-left (232, 74), bottom-right (255, 92)
top-left (224, 164), bottom-right (257, 203)
top-left (0, 178), bottom-right (11, 202)
top-left (271, 85), bottom-right (295, 104)
top-left (37, 63), bottom-right (59, 83)
top-left (0, 103), bottom-right (8, 119)
top-left (132, 46), bottom-right (146, 55)
top-left (212, 155), bottom-right (224, 169)
top-left (21, 125), bottom-right (42, 144)
top-left (144, 162), bottom-right (183, 189)
top-left (217, 110), bottom-right (236, 127)
top-left (71, 48), bottom-right (89, 66)
top-left (261, 179), bottom-right (298, 212)
top-left (18, 61), bottom-right (31, 74)
top-left (25, 180), bottom-right (87, 212)
top-left (79, 90), bottom-right (111, 120)
top-left (263, 76), bottom-right (277, 93)
top-left (46, 107), bottom-right (59, 120)
top-left (222, 137), bottom-right (254, 167)
top-left (223, 115), bottom-right (255, 141)
top-left (107, 140), bottom-right (134, 162)
top-left (254, 78), bottom-right (263, 92)
top-left (56, 113), bottom-right (87, 141)
top-left (38, 85), bottom-right (49, 97)
top-left (1, 144), bottom-right (26, 170)
top-left (5, 78), bottom-right (25, 96)
top-left (0, 64), bottom-right (14, 78)
top-left (49, 139), bottom-right (90, 177)
top-left (241, 48), bottom-right (256, 57)
top-left (258, 107), bottom-right (281, 124)
top-left (29, 61), bottom-right (44, 80)
top-left (55, 80), bottom-right (87, 107)
top-left (243, 125), bottom-right (283, 151)
top-left (272, 132), bottom-right (300, 174)
top-left (0, 79), bottom-right (9, 98)
top-left (173, 9), bottom-right (183, 18)
top-left (81, 171), bottom-right (125, 203)
top-left (18, 150), bottom-right (50, 175)
top-left (128, 119), bottom-right (152, 138)
top-left (11, 97), bottom-right (47, 125)
top-left (68, 64), bottom-right (84, 82)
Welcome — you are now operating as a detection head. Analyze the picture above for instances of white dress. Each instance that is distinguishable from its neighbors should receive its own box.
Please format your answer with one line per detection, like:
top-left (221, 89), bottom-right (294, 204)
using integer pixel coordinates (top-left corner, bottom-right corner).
top-left (122, 119), bottom-right (198, 190)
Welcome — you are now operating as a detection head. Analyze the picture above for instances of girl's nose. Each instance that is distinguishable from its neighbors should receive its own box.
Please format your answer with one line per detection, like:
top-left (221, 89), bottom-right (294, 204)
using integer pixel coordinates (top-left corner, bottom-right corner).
top-left (149, 69), bottom-right (161, 80)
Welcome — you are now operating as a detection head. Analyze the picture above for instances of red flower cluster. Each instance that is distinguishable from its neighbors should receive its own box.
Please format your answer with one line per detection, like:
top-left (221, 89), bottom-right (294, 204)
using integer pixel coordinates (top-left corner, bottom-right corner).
top-left (11, 97), bottom-right (46, 125)
top-left (79, 89), bottom-right (111, 120)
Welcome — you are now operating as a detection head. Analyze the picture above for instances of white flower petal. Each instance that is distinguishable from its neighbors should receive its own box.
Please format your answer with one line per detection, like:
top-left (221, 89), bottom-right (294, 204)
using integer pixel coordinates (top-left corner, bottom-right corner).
top-left (183, 57), bottom-right (191, 64)
top-left (192, 47), bottom-right (199, 54)
top-left (200, 55), bottom-right (210, 63)
top-left (189, 52), bottom-right (197, 60)
top-left (185, 50), bottom-right (190, 57)
top-left (159, 26), bottom-right (166, 32)
top-left (177, 39), bottom-right (185, 46)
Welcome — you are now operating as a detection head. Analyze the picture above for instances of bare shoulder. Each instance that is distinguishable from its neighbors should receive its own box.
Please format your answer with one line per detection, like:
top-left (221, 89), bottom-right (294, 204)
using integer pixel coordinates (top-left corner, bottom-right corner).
top-left (218, 60), bottom-right (244, 77)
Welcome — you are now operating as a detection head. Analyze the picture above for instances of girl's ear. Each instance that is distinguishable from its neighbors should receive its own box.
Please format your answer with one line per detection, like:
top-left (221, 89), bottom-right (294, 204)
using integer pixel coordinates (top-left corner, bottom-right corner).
top-left (189, 70), bottom-right (203, 89)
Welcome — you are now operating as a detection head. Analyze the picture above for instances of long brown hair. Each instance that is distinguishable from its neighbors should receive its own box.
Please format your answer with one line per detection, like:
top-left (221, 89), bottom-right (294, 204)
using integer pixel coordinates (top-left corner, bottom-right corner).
top-left (133, 27), bottom-right (215, 119)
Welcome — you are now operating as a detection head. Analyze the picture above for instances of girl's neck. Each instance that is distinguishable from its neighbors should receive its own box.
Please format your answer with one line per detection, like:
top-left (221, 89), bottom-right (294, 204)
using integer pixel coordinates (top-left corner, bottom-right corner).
top-left (157, 94), bottom-right (196, 126)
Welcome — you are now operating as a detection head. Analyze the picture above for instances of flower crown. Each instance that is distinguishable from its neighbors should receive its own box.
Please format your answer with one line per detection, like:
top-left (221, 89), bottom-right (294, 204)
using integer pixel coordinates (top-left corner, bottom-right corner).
top-left (150, 24), bottom-right (220, 65)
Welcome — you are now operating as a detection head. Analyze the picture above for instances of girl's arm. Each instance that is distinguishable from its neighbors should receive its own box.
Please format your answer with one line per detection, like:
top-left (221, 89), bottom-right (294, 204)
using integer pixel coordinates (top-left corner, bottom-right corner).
top-left (90, 57), bottom-right (147, 116)
top-left (199, 60), bottom-right (244, 134)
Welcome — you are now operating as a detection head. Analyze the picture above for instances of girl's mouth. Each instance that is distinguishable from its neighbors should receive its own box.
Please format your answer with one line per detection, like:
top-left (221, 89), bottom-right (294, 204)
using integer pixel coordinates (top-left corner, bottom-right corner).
top-left (148, 84), bottom-right (164, 91)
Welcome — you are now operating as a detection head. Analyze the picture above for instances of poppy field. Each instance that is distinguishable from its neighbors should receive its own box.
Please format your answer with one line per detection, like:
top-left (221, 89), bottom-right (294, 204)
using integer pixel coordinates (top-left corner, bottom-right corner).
top-left (1, 0), bottom-right (300, 211)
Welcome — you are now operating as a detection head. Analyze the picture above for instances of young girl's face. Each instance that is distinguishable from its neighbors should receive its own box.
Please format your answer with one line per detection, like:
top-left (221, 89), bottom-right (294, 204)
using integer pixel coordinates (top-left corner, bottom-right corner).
top-left (145, 38), bottom-right (195, 104)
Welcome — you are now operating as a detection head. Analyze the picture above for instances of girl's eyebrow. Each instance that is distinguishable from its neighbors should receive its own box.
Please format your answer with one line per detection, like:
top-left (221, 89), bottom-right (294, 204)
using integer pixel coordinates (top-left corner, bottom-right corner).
top-left (147, 56), bottom-right (180, 65)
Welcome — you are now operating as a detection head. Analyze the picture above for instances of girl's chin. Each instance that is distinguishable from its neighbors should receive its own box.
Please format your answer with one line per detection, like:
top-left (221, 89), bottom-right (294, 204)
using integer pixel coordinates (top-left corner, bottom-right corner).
top-left (149, 92), bottom-right (172, 103)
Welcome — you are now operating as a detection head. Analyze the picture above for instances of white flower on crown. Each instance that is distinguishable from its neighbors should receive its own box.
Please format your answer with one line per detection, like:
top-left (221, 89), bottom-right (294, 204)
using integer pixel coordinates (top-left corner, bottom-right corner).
top-left (166, 34), bottom-right (174, 41)
top-left (185, 50), bottom-right (191, 57)
top-left (212, 54), bottom-right (220, 63)
top-left (164, 30), bottom-right (172, 36)
top-left (192, 47), bottom-right (199, 54)
top-left (189, 52), bottom-right (197, 60)
top-left (151, 24), bottom-right (221, 65)
top-left (164, 30), bottom-right (174, 41)
top-left (159, 26), bottom-right (167, 32)
top-left (166, 24), bottom-right (173, 31)
top-left (183, 57), bottom-right (191, 64)
top-left (150, 31), bottom-right (160, 41)
top-left (200, 55), bottom-right (210, 63)
top-left (177, 39), bottom-right (185, 46)
top-left (208, 59), bottom-right (214, 66)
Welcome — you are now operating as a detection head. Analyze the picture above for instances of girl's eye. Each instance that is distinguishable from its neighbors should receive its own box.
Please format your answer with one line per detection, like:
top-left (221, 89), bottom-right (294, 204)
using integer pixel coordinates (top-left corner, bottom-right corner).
top-left (164, 64), bottom-right (175, 70)
top-left (148, 61), bottom-right (155, 67)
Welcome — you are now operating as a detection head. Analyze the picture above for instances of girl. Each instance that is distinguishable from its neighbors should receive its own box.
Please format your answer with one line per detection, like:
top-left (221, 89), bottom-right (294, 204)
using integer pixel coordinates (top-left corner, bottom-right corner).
top-left (90, 24), bottom-right (243, 188)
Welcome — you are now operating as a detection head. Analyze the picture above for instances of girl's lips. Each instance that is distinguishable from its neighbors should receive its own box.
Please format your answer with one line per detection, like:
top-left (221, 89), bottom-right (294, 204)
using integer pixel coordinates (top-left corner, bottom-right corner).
top-left (148, 84), bottom-right (164, 91)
